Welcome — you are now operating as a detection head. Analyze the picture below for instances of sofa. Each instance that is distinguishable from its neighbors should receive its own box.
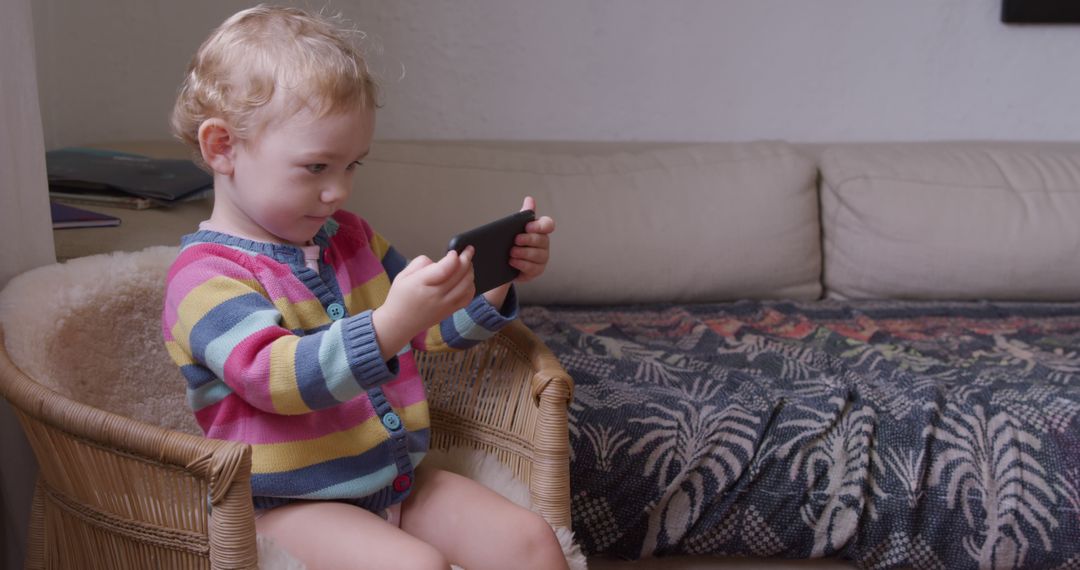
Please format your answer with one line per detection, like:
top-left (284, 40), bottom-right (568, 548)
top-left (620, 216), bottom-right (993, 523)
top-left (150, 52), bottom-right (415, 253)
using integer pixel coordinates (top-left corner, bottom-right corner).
top-left (13, 138), bottom-right (1079, 569)
top-left (346, 139), bottom-right (1080, 569)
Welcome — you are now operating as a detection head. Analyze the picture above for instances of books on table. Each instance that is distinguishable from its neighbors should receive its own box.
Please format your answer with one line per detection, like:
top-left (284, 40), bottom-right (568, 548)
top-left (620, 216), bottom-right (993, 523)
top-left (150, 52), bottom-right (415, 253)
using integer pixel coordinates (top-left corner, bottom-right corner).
top-left (50, 201), bottom-right (121, 229)
top-left (46, 147), bottom-right (213, 209)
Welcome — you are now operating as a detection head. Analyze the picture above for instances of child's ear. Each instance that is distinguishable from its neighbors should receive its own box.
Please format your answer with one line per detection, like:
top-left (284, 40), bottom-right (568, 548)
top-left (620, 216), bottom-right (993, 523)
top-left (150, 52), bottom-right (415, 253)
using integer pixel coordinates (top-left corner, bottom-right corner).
top-left (197, 118), bottom-right (236, 175)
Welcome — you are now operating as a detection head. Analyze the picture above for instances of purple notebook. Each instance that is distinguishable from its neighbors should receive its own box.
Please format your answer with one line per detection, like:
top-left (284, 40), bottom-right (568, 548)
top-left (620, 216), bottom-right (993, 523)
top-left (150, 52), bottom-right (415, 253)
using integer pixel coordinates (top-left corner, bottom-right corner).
top-left (50, 201), bottom-right (121, 229)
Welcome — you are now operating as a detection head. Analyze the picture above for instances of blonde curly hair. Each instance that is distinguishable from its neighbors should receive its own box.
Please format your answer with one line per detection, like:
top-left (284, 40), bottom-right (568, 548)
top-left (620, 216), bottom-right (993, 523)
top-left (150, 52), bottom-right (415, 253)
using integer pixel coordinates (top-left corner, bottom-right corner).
top-left (171, 4), bottom-right (379, 166)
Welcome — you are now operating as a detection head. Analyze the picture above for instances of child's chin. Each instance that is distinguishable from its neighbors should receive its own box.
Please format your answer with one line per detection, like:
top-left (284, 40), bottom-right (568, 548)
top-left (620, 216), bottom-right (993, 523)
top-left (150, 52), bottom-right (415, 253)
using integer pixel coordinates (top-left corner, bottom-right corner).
top-left (288, 219), bottom-right (328, 242)
top-left (277, 231), bottom-right (318, 246)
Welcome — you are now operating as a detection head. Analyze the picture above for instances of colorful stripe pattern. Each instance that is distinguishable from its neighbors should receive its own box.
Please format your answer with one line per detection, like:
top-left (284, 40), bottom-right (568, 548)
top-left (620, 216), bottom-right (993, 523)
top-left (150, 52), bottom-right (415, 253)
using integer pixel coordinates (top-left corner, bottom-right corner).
top-left (162, 210), bottom-right (517, 510)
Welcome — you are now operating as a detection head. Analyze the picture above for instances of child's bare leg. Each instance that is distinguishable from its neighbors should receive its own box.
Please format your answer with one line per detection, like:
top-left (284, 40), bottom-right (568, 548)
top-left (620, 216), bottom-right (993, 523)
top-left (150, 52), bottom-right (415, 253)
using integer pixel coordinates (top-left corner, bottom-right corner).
top-left (401, 466), bottom-right (569, 570)
top-left (255, 500), bottom-right (449, 569)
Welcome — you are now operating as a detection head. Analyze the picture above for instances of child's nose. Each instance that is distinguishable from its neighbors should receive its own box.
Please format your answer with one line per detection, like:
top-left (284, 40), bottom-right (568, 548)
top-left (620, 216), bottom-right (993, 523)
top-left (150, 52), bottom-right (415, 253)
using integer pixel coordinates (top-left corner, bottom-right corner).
top-left (321, 180), bottom-right (349, 203)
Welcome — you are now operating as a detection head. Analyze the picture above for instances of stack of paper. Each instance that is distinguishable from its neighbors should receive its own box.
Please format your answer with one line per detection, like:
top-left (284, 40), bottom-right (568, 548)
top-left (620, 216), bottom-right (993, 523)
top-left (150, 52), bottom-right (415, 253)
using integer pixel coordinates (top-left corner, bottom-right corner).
top-left (46, 148), bottom-right (212, 209)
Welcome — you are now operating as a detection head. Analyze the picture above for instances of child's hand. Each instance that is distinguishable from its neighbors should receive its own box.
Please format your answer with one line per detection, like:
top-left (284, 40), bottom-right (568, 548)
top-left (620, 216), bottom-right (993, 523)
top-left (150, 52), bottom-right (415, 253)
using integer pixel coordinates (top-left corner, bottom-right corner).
top-left (372, 248), bottom-right (476, 358)
top-left (511, 196), bottom-right (555, 283)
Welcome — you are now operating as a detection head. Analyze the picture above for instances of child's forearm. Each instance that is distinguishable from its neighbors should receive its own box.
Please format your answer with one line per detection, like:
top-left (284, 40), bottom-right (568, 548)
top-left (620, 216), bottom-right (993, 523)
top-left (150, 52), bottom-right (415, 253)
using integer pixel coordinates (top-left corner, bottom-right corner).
top-left (482, 283), bottom-right (511, 311)
top-left (370, 306), bottom-right (414, 360)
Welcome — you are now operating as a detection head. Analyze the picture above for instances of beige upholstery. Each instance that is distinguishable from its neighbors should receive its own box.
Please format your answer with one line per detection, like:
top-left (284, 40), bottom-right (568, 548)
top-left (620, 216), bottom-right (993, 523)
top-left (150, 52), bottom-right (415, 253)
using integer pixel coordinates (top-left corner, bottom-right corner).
top-left (819, 142), bottom-right (1080, 300)
top-left (349, 140), bottom-right (822, 304)
top-left (61, 139), bottom-right (1080, 305)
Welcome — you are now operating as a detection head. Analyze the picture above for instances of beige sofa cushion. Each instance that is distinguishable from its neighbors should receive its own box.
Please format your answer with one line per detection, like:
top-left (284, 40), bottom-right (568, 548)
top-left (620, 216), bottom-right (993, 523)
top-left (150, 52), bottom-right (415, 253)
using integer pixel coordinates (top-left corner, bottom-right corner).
top-left (820, 142), bottom-right (1080, 300)
top-left (348, 141), bottom-right (821, 304)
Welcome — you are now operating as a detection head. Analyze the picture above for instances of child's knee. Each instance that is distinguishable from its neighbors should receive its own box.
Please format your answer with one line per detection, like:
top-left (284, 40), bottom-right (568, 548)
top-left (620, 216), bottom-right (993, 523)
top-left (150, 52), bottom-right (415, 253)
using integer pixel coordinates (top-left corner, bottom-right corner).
top-left (512, 509), bottom-right (565, 562)
top-left (399, 542), bottom-right (450, 570)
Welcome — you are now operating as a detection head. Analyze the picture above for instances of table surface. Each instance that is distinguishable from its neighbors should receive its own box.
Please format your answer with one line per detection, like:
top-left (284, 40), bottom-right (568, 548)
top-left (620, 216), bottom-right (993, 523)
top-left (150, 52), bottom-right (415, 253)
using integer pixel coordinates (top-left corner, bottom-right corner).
top-left (52, 198), bottom-right (211, 261)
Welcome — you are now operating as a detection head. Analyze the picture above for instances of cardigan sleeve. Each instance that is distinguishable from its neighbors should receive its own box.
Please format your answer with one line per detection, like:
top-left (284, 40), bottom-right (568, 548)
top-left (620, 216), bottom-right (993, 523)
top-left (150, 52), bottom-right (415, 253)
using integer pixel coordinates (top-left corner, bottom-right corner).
top-left (162, 247), bottom-right (398, 416)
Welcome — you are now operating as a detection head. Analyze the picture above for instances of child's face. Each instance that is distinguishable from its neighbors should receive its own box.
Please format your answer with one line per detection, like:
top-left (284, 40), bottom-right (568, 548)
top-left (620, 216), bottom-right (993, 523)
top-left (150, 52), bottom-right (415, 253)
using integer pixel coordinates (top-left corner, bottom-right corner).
top-left (223, 104), bottom-right (374, 245)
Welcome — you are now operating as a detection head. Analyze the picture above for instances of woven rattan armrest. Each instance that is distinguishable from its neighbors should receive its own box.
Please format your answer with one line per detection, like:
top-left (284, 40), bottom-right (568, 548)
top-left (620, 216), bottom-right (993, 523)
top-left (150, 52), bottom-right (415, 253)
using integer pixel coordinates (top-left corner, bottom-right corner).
top-left (417, 319), bottom-right (574, 528)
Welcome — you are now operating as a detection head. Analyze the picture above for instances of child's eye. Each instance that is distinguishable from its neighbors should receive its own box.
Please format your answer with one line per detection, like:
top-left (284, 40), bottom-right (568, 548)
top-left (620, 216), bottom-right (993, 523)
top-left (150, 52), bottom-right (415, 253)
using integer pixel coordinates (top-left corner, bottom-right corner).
top-left (346, 161), bottom-right (363, 171)
top-left (306, 164), bottom-right (328, 174)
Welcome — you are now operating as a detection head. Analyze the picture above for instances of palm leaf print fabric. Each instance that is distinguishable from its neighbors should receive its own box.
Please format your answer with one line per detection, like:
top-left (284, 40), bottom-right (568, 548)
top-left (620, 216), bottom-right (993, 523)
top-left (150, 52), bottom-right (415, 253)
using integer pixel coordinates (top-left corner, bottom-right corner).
top-left (521, 300), bottom-right (1080, 569)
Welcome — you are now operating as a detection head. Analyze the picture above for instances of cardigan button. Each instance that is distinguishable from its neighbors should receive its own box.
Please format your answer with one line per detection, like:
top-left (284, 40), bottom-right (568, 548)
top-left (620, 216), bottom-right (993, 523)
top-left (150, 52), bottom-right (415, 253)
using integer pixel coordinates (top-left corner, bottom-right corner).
top-left (381, 412), bottom-right (401, 431)
top-left (326, 303), bottom-right (346, 320)
top-left (393, 474), bottom-right (412, 493)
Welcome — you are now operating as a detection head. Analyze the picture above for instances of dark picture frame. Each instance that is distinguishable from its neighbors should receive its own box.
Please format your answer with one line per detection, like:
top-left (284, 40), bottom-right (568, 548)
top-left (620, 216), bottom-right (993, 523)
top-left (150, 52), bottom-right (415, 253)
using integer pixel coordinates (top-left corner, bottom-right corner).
top-left (1002, 0), bottom-right (1080, 23)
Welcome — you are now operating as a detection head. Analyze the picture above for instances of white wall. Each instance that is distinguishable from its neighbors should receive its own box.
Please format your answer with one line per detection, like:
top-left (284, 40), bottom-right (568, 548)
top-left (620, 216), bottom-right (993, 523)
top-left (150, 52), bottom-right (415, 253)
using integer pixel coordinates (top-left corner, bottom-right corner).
top-left (1, 0), bottom-right (55, 566)
top-left (34, 0), bottom-right (1080, 148)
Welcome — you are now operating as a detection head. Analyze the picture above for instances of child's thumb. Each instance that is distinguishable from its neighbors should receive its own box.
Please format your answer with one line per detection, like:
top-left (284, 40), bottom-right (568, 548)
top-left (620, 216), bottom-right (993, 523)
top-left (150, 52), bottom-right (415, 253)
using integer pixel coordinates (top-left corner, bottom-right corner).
top-left (419, 250), bottom-right (462, 285)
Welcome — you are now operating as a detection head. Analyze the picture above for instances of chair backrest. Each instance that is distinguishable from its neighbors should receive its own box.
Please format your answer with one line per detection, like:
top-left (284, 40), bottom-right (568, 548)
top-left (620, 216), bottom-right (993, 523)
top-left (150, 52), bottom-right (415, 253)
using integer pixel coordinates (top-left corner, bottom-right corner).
top-left (0, 246), bottom-right (260, 569)
top-left (0, 246), bottom-right (200, 435)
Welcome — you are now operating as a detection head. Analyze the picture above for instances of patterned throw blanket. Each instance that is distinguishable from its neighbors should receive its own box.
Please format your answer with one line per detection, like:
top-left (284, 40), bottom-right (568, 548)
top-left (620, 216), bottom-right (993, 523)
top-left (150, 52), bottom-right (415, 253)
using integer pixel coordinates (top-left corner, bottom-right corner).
top-left (521, 301), bottom-right (1080, 569)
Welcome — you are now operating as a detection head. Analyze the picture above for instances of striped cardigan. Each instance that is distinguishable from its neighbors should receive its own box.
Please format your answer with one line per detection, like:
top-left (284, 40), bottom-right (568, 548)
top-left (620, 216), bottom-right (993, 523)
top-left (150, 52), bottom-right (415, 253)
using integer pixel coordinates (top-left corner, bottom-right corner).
top-left (161, 210), bottom-right (517, 511)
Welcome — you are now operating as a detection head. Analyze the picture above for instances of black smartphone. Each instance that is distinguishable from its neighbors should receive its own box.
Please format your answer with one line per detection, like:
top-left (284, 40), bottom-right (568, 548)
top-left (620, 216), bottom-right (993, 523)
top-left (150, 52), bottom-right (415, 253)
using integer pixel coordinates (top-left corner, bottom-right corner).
top-left (447, 209), bottom-right (536, 293)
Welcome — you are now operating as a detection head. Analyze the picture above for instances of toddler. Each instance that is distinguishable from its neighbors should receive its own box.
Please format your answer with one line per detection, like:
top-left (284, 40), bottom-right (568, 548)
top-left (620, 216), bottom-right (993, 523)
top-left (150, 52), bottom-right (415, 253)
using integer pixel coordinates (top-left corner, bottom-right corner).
top-left (161, 5), bottom-right (563, 569)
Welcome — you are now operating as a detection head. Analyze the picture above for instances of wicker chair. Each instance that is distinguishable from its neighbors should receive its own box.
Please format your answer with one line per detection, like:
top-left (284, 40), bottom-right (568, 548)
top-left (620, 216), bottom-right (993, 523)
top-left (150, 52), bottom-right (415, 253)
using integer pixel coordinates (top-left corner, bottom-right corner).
top-left (0, 247), bottom-right (573, 569)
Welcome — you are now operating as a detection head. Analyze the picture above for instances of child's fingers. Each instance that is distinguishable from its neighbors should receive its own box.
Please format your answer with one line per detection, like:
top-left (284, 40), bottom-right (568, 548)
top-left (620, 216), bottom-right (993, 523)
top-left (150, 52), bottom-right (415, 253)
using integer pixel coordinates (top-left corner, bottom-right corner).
top-left (400, 255), bottom-right (433, 279)
top-left (514, 232), bottom-right (549, 249)
top-left (448, 266), bottom-right (476, 304)
top-left (450, 246), bottom-right (473, 283)
top-left (458, 245), bottom-right (475, 264)
top-left (429, 247), bottom-right (473, 291)
top-left (511, 245), bottom-right (549, 265)
top-left (419, 250), bottom-right (461, 285)
top-left (440, 252), bottom-right (475, 305)
top-left (521, 196), bottom-right (536, 213)
top-left (510, 258), bottom-right (543, 281)
top-left (524, 215), bottom-right (555, 235)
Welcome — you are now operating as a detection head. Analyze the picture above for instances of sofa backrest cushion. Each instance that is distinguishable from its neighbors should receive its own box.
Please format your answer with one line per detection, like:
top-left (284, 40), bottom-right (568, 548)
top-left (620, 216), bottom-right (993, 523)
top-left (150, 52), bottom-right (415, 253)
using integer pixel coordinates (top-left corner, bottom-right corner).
top-left (349, 141), bottom-right (821, 304)
top-left (819, 142), bottom-right (1080, 300)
